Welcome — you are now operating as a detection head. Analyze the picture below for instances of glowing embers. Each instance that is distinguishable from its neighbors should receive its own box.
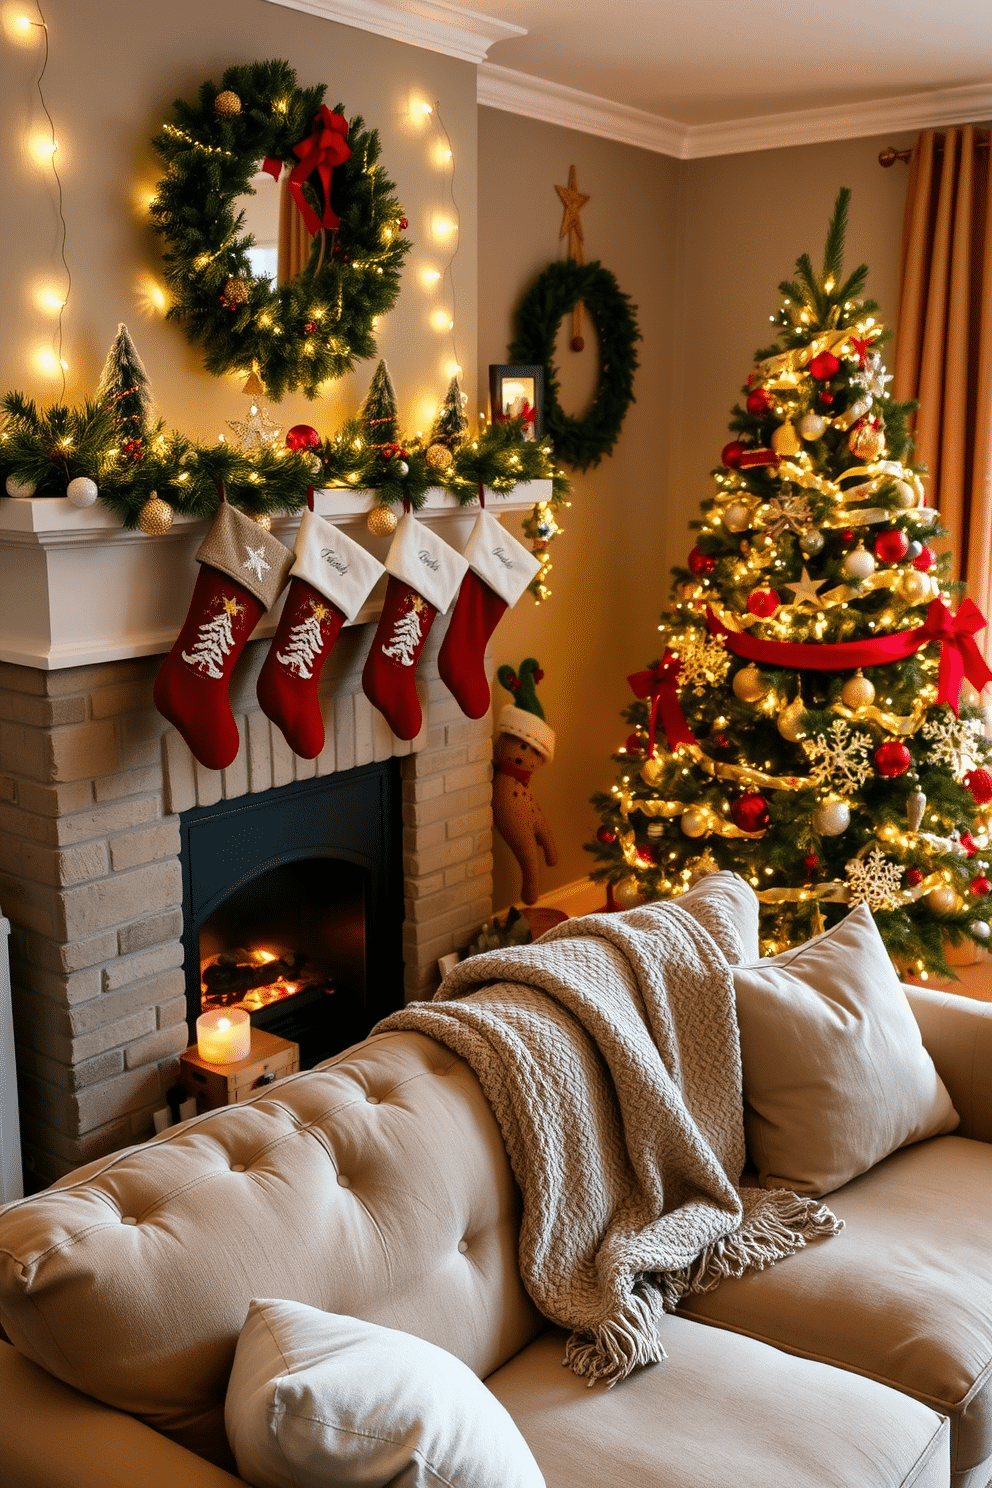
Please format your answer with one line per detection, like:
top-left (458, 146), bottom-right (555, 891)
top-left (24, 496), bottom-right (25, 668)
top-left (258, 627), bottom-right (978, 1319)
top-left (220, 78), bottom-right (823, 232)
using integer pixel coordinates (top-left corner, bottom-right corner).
top-left (200, 943), bottom-right (335, 1013)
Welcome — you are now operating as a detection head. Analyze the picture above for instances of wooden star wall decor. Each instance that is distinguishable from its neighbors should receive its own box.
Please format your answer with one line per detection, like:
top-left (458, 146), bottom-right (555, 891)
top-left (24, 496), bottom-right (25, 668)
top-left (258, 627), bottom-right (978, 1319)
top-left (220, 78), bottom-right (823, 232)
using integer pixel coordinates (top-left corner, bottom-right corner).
top-left (555, 165), bottom-right (592, 351)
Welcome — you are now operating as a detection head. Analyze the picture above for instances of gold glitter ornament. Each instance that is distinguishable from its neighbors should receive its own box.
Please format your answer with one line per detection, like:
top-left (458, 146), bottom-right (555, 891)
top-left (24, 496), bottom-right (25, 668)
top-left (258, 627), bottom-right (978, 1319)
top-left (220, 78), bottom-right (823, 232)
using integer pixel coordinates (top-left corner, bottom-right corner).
top-left (926, 883), bottom-right (959, 915)
top-left (849, 421), bottom-right (885, 460)
top-left (138, 494), bottom-right (174, 536)
top-left (367, 503), bottom-right (398, 537)
top-left (840, 671), bottom-right (876, 709)
top-left (222, 276), bottom-right (250, 306)
top-left (247, 510), bottom-right (272, 532)
top-left (732, 664), bottom-right (764, 702)
top-left (812, 797), bottom-right (850, 836)
top-left (214, 90), bottom-right (242, 118)
top-left (777, 694), bottom-right (807, 741)
top-left (612, 878), bottom-right (644, 910)
top-left (425, 443), bottom-right (454, 473)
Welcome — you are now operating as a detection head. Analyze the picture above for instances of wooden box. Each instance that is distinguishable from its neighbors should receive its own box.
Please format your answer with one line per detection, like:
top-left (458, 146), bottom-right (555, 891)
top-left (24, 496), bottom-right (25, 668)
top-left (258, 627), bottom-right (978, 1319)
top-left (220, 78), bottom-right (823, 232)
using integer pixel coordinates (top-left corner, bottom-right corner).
top-left (180, 1028), bottom-right (300, 1113)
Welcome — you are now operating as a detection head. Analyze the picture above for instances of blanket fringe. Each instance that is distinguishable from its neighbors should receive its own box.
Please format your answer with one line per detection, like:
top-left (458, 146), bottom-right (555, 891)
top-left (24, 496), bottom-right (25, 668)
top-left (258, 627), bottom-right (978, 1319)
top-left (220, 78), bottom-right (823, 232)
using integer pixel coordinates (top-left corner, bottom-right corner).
top-left (677, 1190), bottom-right (844, 1302)
top-left (563, 1281), bottom-right (668, 1388)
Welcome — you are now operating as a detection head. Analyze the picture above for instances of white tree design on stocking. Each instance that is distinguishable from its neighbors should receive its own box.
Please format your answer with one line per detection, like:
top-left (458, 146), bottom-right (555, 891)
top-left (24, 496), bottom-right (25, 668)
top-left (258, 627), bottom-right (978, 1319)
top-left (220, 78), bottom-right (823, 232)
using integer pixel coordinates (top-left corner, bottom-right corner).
top-left (276, 605), bottom-right (327, 679)
top-left (182, 597), bottom-right (240, 679)
top-left (381, 596), bottom-right (425, 666)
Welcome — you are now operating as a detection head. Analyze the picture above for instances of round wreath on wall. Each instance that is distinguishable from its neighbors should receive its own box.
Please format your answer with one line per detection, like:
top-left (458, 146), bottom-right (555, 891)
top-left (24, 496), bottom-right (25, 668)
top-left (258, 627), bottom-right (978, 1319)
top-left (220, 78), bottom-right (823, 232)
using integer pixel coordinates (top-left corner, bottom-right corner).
top-left (508, 258), bottom-right (641, 472)
top-left (150, 59), bottom-right (410, 400)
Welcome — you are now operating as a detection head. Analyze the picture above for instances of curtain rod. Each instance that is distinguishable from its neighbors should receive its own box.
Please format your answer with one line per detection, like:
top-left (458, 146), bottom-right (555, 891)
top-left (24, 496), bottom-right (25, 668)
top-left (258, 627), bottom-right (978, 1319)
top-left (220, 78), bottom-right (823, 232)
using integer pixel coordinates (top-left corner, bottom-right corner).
top-left (879, 138), bottom-right (990, 167)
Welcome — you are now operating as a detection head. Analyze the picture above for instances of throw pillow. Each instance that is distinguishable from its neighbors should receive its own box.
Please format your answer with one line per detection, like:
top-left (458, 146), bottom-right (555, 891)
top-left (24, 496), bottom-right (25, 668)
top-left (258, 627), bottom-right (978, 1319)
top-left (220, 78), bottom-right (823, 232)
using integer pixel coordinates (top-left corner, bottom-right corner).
top-left (732, 904), bottom-right (958, 1196)
top-left (225, 1298), bottom-right (546, 1488)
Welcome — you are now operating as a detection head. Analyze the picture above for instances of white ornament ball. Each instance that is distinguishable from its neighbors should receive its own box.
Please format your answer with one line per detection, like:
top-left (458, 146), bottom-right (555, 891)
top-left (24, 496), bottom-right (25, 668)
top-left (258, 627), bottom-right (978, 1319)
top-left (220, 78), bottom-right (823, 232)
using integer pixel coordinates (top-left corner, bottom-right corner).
top-left (732, 664), bottom-right (764, 703)
top-left (66, 476), bottom-right (98, 507)
top-left (777, 695), bottom-right (807, 742)
top-left (901, 569), bottom-right (931, 605)
top-left (397, 461), bottom-right (409, 476)
top-left (906, 540), bottom-right (923, 560)
top-left (612, 878), bottom-right (644, 910)
top-left (5, 474), bottom-right (36, 498)
top-left (926, 884), bottom-right (958, 915)
top-left (971, 920), bottom-right (991, 939)
top-left (840, 672), bottom-right (876, 709)
top-left (893, 480), bottom-right (917, 509)
top-left (680, 807), bottom-right (710, 839)
top-left (723, 502), bottom-right (750, 534)
top-left (798, 411), bottom-right (828, 441)
top-left (843, 545), bottom-right (876, 580)
top-left (813, 798), bottom-right (850, 836)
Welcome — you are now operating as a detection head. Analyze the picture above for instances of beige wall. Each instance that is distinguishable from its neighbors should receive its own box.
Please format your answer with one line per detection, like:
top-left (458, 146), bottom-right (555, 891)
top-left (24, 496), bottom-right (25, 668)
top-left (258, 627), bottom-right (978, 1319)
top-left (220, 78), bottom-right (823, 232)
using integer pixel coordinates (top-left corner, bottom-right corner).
top-left (0, 0), bottom-right (478, 435)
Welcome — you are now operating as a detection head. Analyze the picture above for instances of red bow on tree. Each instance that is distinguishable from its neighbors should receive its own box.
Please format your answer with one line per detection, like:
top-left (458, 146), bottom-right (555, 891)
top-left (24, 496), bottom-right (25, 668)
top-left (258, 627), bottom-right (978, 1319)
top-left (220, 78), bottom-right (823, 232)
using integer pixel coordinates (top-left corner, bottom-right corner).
top-left (627, 652), bottom-right (698, 756)
top-left (264, 106), bottom-right (352, 236)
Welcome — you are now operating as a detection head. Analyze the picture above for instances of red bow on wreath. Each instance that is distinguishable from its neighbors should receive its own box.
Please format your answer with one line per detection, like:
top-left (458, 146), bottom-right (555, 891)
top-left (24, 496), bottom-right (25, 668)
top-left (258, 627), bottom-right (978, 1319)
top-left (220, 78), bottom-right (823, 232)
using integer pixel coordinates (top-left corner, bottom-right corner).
top-left (497, 403), bottom-right (537, 429)
top-left (263, 105), bottom-right (352, 236)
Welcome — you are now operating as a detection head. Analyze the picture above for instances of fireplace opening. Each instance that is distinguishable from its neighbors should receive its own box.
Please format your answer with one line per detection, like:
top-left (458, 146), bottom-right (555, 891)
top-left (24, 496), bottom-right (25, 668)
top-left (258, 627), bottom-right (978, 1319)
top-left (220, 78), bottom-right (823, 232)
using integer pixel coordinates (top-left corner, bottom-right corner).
top-left (179, 761), bottom-right (403, 1068)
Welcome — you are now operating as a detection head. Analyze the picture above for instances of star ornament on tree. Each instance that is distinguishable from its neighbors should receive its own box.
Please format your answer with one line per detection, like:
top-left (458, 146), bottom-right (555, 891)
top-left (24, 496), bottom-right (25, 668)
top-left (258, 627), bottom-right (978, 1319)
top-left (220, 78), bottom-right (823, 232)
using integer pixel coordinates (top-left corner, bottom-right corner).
top-left (227, 401), bottom-right (282, 453)
top-left (783, 566), bottom-right (828, 609)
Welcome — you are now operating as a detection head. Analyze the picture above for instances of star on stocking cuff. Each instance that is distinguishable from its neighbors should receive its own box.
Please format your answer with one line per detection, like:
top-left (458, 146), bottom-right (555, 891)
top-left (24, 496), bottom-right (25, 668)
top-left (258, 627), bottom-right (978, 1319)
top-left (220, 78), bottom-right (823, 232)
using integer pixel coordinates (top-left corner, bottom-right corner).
top-left (243, 545), bottom-right (272, 582)
top-left (783, 566), bottom-right (828, 609)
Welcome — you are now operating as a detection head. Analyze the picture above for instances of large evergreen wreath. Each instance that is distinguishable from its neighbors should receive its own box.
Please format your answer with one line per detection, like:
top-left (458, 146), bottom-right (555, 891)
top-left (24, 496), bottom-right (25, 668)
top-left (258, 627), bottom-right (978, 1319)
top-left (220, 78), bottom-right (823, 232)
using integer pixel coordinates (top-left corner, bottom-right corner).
top-left (150, 60), bottom-right (410, 400)
top-left (508, 259), bottom-right (640, 471)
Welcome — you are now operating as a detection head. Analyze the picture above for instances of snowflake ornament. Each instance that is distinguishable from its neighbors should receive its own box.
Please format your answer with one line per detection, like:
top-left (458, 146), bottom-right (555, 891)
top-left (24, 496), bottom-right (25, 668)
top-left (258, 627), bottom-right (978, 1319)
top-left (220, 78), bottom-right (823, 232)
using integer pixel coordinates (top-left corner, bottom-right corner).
top-left (845, 848), bottom-right (906, 911)
top-left (803, 720), bottom-right (874, 794)
top-left (851, 352), bottom-right (892, 402)
top-left (227, 401), bottom-right (281, 452)
top-left (669, 630), bottom-right (730, 695)
top-left (920, 711), bottom-right (984, 776)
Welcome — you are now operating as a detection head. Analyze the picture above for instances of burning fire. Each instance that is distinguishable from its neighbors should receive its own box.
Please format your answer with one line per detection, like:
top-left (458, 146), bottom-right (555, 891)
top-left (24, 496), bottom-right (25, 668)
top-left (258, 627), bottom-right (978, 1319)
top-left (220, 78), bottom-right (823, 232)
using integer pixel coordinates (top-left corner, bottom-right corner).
top-left (200, 945), bottom-right (307, 1012)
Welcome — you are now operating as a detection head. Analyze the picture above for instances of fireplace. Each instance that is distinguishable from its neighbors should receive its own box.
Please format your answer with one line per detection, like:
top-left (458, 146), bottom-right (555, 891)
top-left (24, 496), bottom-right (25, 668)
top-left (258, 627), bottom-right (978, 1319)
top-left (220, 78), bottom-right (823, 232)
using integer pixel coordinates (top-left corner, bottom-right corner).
top-left (180, 761), bottom-right (403, 1066)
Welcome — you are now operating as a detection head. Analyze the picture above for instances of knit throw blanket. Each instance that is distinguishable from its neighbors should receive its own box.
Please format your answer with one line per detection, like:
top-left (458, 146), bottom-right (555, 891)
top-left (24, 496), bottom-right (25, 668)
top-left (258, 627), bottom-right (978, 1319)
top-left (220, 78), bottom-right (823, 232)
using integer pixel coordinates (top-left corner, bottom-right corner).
top-left (377, 899), bottom-right (842, 1386)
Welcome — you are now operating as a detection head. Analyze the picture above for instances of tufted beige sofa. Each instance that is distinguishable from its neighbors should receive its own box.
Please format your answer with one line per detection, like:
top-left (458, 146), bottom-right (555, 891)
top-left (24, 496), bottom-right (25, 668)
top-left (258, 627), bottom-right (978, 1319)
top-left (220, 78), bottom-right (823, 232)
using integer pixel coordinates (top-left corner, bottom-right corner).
top-left (1, 985), bottom-right (992, 1488)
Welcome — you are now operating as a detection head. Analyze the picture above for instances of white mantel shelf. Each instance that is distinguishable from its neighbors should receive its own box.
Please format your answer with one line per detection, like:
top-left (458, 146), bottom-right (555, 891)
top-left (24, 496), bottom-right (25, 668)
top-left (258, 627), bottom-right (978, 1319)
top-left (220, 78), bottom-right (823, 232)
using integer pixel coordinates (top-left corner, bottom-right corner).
top-left (0, 482), bottom-right (549, 670)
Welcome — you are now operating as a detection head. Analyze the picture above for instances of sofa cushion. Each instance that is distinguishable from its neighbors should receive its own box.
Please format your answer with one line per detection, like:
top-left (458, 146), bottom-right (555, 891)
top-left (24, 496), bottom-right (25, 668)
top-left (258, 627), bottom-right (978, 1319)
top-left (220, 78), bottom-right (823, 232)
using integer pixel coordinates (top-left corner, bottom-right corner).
top-left (679, 1134), bottom-right (992, 1485)
top-left (733, 904), bottom-right (958, 1195)
top-left (0, 1031), bottom-right (542, 1471)
top-left (226, 1298), bottom-right (545, 1488)
top-left (486, 1314), bottom-right (950, 1488)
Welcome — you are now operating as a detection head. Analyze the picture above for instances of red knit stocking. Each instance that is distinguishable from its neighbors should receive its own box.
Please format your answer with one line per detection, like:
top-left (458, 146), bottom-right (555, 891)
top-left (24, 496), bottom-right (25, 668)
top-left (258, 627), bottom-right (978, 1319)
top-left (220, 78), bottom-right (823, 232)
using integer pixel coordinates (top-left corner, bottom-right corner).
top-left (437, 571), bottom-right (508, 719)
top-left (361, 576), bottom-right (438, 741)
top-left (256, 577), bottom-right (346, 759)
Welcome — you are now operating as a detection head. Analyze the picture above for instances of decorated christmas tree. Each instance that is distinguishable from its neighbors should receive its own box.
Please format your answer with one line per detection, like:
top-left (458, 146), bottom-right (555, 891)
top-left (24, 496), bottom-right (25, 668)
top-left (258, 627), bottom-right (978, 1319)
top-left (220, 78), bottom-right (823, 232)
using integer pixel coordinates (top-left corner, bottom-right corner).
top-left (96, 324), bottom-right (153, 460)
top-left (588, 189), bottom-right (992, 979)
top-left (358, 360), bottom-right (399, 449)
top-left (429, 375), bottom-right (469, 450)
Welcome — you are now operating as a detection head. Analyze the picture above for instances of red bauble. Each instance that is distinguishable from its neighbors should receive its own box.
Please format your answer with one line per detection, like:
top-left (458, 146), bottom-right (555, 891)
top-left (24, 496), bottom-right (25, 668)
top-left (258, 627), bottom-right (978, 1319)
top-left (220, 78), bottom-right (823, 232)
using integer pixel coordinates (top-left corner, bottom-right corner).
top-left (286, 424), bottom-right (321, 451)
top-left (721, 441), bottom-right (745, 468)
top-left (912, 545), bottom-right (936, 572)
top-left (970, 875), bottom-right (992, 897)
top-left (747, 588), bottom-right (780, 618)
top-left (819, 391), bottom-right (835, 406)
top-left (731, 792), bottom-right (770, 832)
top-left (804, 854), bottom-right (820, 877)
top-left (625, 734), bottom-right (643, 756)
top-left (874, 740), bottom-right (912, 777)
top-left (746, 387), bottom-right (773, 417)
top-left (711, 732), bottom-right (732, 751)
top-left (840, 528), bottom-right (855, 543)
top-left (960, 831), bottom-right (978, 857)
top-left (636, 844), bottom-right (656, 864)
top-left (874, 528), bottom-right (910, 564)
top-left (809, 351), bottom-right (840, 381)
top-left (596, 825), bottom-right (617, 845)
top-left (964, 768), bottom-right (992, 805)
top-left (906, 868), bottom-right (923, 887)
top-left (688, 547), bottom-right (716, 576)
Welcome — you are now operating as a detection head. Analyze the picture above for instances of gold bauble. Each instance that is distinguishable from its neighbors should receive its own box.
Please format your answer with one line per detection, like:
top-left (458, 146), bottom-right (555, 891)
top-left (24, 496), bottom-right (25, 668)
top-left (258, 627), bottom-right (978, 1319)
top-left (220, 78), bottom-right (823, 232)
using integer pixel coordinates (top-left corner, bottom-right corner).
top-left (798, 411), bottom-right (828, 441)
top-left (771, 420), bottom-right (801, 457)
top-left (680, 807), bottom-right (710, 839)
top-left (222, 276), bottom-right (250, 306)
top-left (723, 501), bottom-right (751, 534)
top-left (138, 494), bottom-right (173, 536)
top-left (777, 695), bottom-right (807, 742)
top-left (848, 422), bottom-right (885, 460)
top-left (840, 671), bottom-right (876, 709)
top-left (732, 664), bottom-right (764, 703)
top-left (425, 443), bottom-right (454, 473)
top-left (367, 503), bottom-right (399, 537)
top-left (247, 510), bottom-right (272, 532)
top-left (900, 569), bottom-right (931, 605)
top-left (214, 90), bottom-right (242, 118)
top-left (613, 877), bottom-right (645, 910)
top-left (926, 884), bottom-right (959, 915)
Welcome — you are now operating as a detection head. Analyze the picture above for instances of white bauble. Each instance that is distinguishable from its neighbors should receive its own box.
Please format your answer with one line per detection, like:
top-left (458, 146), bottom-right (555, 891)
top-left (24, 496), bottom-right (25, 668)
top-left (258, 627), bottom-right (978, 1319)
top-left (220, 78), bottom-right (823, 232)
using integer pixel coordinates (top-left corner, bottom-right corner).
top-left (680, 807), bottom-right (710, 839)
top-left (771, 420), bottom-right (801, 457)
top-left (971, 920), bottom-right (991, 939)
top-left (397, 461), bottom-right (409, 476)
top-left (66, 476), bottom-right (98, 507)
top-left (906, 540), bottom-right (923, 560)
top-left (723, 502), bottom-right (751, 534)
top-left (926, 884), bottom-right (958, 915)
top-left (798, 411), bottom-right (827, 441)
top-left (5, 475), bottom-right (36, 497)
top-left (900, 569), bottom-right (931, 605)
top-left (914, 507), bottom-right (938, 528)
top-left (732, 664), bottom-right (764, 702)
top-left (813, 798), bottom-right (850, 836)
top-left (777, 695), bottom-right (807, 741)
top-left (841, 671), bottom-right (875, 709)
top-left (843, 545), bottom-right (876, 580)
top-left (893, 480), bottom-right (917, 509)
top-left (800, 529), bottom-right (825, 557)
top-left (613, 878), bottom-right (645, 910)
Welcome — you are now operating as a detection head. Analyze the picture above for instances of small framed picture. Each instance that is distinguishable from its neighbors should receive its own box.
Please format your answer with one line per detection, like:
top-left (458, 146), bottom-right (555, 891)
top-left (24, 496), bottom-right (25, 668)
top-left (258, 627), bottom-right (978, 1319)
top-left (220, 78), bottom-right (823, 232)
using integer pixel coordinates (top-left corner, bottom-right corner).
top-left (489, 364), bottom-right (544, 442)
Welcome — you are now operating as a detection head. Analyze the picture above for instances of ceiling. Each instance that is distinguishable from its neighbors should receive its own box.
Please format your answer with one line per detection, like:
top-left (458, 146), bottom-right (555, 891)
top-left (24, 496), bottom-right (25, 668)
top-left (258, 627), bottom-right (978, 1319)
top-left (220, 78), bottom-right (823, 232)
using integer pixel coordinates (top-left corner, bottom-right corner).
top-left (460, 0), bottom-right (992, 127)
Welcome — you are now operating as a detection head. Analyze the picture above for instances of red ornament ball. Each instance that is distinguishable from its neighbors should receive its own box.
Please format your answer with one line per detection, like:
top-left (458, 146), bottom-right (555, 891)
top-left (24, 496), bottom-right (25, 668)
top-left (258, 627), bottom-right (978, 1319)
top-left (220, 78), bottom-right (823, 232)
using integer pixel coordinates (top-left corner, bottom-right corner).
top-left (964, 768), bottom-right (992, 805)
top-left (747, 588), bottom-right (780, 618)
top-left (286, 424), bottom-right (321, 451)
top-left (912, 544), bottom-right (936, 572)
top-left (840, 528), bottom-right (856, 543)
top-left (970, 875), bottom-right (992, 897)
top-left (804, 853), bottom-right (820, 874)
top-left (874, 528), bottom-right (910, 564)
top-left (721, 441), bottom-right (745, 469)
top-left (819, 391), bottom-right (835, 406)
top-left (688, 547), bottom-right (716, 576)
top-left (746, 387), bottom-right (773, 417)
top-left (624, 734), bottom-right (643, 756)
top-left (906, 868), bottom-right (924, 887)
top-left (731, 792), bottom-right (771, 833)
top-left (596, 825), bottom-right (618, 845)
top-left (711, 732), bottom-right (732, 751)
top-left (874, 740), bottom-right (912, 777)
top-left (636, 844), bottom-right (656, 865)
top-left (809, 351), bottom-right (840, 381)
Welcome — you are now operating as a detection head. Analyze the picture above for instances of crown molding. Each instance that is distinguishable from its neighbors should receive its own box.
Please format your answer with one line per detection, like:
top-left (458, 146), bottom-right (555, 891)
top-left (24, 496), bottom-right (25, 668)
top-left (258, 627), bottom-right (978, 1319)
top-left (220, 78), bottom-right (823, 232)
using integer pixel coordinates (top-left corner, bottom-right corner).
top-left (478, 64), bottom-right (992, 159)
top-left (262, 0), bottom-right (525, 65)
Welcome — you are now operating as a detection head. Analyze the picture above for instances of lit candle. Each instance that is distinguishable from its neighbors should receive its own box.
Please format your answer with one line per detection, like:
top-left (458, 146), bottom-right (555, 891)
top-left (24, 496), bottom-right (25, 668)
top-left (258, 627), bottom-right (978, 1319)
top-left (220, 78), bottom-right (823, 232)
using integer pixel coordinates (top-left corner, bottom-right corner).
top-left (196, 1008), bottom-right (251, 1064)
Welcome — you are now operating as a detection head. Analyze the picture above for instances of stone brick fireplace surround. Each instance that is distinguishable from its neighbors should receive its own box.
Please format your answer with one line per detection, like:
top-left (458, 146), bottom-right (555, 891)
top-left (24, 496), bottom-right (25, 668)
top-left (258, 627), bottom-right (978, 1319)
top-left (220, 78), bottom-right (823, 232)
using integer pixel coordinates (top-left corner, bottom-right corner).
top-left (0, 486), bottom-right (540, 1188)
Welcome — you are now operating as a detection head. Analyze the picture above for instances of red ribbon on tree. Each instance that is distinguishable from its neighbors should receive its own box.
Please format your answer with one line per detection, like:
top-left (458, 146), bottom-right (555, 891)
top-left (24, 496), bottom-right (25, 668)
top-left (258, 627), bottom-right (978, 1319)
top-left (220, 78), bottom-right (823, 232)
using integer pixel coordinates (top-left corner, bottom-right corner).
top-left (706, 597), bottom-right (992, 715)
top-left (628, 652), bottom-right (698, 754)
top-left (263, 106), bottom-right (352, 236)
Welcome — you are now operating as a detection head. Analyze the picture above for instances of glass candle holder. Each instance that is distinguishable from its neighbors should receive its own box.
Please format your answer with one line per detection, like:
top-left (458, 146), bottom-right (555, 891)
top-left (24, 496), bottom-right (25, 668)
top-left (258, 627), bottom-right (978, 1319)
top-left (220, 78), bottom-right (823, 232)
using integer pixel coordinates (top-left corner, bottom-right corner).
top-left (196, 1007), bottom-right (251, 1064)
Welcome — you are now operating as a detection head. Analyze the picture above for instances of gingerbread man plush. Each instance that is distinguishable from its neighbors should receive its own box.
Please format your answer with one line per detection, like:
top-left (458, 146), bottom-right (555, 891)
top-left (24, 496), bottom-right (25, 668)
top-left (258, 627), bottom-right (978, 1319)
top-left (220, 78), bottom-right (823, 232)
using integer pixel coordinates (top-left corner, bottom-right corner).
top-left (492, 659), bottom-right (558, 904)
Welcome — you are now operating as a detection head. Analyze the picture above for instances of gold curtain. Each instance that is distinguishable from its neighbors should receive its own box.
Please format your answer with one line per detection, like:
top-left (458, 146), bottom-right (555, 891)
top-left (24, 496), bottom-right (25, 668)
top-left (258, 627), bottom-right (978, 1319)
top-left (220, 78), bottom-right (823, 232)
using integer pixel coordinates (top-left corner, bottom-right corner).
top-left (894, 125), bottom-right (992, 655)
top-left (278, 172), bottom-right (312, 282)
